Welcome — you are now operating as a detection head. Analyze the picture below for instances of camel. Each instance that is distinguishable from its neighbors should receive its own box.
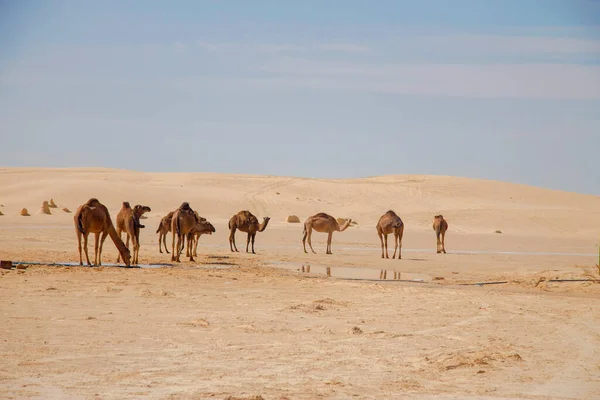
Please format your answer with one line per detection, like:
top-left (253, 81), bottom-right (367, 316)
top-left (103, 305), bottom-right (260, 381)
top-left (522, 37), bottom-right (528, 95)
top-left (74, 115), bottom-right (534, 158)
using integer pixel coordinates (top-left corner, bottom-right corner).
top-left (74, 198), bottom-right (131, 267)
top-left (171, 202), bottom-right (200, 262)
top-left (433, 214), bottom-right (449, 254)
top-left (376, 210), bottom-right (405, 259)
top-left (228, 210), bottom-right (270, 254)
top-left (156, 211), bottom-right (174, 253)
top-left (185, 218), bottom-right (216, 258)
top-left (115, 202), bottom-right (152, 265)
top-left (302, 213), bottom-right (352, 255)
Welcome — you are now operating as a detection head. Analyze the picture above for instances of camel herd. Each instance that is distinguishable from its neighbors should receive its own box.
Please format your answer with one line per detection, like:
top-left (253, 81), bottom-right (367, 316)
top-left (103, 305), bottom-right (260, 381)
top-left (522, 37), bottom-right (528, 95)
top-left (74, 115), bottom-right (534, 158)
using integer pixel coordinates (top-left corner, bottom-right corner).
top-left (74, 198), bottom-right (449, 267)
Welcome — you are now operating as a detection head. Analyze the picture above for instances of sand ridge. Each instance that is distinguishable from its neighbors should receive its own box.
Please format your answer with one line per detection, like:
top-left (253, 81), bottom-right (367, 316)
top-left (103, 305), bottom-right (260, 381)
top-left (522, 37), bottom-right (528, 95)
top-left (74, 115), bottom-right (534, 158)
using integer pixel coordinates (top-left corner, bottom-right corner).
top-left (0, 167), bottom-right (599, 399)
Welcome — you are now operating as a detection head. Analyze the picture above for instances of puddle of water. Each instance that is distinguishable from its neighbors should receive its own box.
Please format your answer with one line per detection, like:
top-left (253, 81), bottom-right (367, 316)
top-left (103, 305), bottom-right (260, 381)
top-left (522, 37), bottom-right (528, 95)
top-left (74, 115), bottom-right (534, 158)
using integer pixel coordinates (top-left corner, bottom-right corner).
top-left (268, 261), bottom-right (429, 282)
top-left (10, 261), bottom-right (173, 269)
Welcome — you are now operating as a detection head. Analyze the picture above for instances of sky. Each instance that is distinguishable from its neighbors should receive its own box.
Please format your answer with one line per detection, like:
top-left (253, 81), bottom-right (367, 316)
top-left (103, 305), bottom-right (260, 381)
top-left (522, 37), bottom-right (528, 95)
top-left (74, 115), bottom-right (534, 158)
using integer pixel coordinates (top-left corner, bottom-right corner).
top-left (0, 1), bottom-right (599, 194)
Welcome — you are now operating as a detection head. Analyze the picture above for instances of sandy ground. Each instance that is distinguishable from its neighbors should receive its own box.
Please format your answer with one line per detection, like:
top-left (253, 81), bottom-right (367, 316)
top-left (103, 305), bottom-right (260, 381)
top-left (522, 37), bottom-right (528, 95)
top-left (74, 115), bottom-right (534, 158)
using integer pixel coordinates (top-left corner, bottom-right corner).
top-left (1, 167), bottom-right (599, 400)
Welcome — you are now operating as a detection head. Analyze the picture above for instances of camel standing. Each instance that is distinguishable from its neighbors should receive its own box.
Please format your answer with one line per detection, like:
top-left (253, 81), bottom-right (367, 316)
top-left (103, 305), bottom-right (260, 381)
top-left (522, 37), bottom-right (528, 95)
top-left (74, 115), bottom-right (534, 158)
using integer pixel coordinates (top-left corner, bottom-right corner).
top-left (433, 215), bottom-right (449, 253)
top-left (228, 210), bottom-right (270, 254)
top-left (115, 202), bottom-right (152, 265)
top-left (376, 210), bottom-right (405, 259)
top-left (74, 198), bottom-right (131, 267)
top-left (302, 213), bottom-right (352, 255)
top-left (156, 211), bottom-right (174, 254)
top-left (186, 219), bottom-right (216, 258)
top-left (171, 202), bottom-right (199, 262)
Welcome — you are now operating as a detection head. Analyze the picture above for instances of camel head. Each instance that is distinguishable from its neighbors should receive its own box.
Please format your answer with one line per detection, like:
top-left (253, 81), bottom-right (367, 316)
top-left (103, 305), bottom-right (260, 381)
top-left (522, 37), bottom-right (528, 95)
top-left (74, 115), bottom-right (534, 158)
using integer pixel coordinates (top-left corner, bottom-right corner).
top-left (196, 220), bottom-right (216, 235)
top-left (392, 220), bottom-right (403, 229)
top-left (134, 205), bottom-right (151, 216)
top-left (258, 216), bottom-right (270, 232)
top-left (434, 214), bottom-right (444, 221)
top-left (179, 202), bottom-right (191, 211)
top-left (122, 247), bottom-right (132, 267)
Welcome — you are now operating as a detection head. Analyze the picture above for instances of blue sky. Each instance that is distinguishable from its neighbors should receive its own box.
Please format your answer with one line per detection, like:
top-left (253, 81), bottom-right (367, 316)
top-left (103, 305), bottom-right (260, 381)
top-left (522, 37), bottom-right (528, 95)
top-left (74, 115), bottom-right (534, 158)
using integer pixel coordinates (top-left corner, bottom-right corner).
top-left (1, 1), bottom-right (599, 194)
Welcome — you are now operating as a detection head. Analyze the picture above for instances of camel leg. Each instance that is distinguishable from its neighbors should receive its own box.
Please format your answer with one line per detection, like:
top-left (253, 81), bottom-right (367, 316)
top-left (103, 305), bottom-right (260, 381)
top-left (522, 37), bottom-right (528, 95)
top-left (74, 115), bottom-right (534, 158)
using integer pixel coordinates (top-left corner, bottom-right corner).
top-left (93, 232), bottom-right (100, 266)
top-left (163, 232), bottom-right (170, 254)
top-left (77, 230), bottom-right (83, 266)
top-left (245, 233), bottom-right (251, 253)
top-left (83, 233), bottom-right (92, 266)
top-left (397, 228), bottom-right (404, 260)
top-left (441, 230), bottom-right (446, 254)
top-left (187, 235), bottom-right (195, 262)
top-left (171, 230), bottom-right (177, 261)
top-left (175, 234), bottom-right (182, 262)
top-left (158, 232), bottom-right (163, 253)
top-left (307, 227), bottom-right (316, 254)
top-left (251, 233), bottom-right (256, 254)
top-left (326, 232), bottom-right (333, 255)
top-left (392, 233), bottom-right (399, 259)
top-left (98, 231), bottom-right (108, 266)
top-left (377, 230), bottom-right (385, 258)
top-left (386, 234), bottom-right (391, 258)
top-left (185, 233), bottom-right (191, 258)
top-left (229, 227), bottom-right (239, 252)
top-left (193, 234), bottom-right (199, 257)
top-left (436, 232), bottom-right (441, 253)
top-left (133, 235), bottom-right (140, 265)
top-left (302, 228), bottom-right (309, 253)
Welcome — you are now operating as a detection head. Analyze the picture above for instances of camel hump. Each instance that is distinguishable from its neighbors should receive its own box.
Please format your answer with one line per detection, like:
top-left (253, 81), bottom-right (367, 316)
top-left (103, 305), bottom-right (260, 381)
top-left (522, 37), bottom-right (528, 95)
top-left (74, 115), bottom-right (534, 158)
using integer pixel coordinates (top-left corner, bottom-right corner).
top-left (314, 212), bottom-right (329, 218)
top-left (179, 202), bottom-right (191, 210)
top-left (122, 201), bottom-right (131, 209)
top-left (85, 198), bottom-right (101, 207)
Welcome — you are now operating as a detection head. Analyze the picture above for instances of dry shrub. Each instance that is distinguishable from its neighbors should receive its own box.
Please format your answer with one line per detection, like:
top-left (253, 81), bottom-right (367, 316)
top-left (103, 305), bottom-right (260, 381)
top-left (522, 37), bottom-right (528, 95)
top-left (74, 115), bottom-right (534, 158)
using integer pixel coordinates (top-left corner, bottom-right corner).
top-left (20, 208), bottom-right (30, 216)
top-left (49, 198), bottom-right (58, 208)
top-left (62, 207), bottom-right (71, 213)
top-left (39, 201), bottom-right (51, 215)
top-left (286, 215), bottom-right (300, 223)
top-left (0, 210), bottom-right (3, 216)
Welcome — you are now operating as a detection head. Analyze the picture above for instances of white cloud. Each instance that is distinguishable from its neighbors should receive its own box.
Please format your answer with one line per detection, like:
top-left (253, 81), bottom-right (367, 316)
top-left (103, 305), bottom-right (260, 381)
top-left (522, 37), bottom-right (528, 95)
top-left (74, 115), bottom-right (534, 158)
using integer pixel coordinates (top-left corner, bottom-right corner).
top-left (400, 34), bottom-right (600, 55)
top-left (195, 41), bottom-right (368, 53)
top-left (255, 59), bottom-right (600, 99)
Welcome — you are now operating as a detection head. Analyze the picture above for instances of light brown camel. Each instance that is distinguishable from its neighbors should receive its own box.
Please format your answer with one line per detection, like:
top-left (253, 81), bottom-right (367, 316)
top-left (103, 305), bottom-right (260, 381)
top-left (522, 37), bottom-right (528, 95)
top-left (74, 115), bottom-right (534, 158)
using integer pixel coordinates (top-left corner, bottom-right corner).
top-left (171, 202), bottom-right (199, 262)
top-left (302, 213), bottom-right (352, 255)
top-left (376, 210), bottom-right (405, 259)
top-left (228, 210), bottom-right (270, 254)
top-left (156, 211), bottom-right (174, 254)
top-left (115, 202), bottom-right (152, 265)
top-left (186, 219), bottom-right (216, 258)
top-left (74, 198), bottom-right (131, 267)
top-left (433, 214), bottom-right (449, 254)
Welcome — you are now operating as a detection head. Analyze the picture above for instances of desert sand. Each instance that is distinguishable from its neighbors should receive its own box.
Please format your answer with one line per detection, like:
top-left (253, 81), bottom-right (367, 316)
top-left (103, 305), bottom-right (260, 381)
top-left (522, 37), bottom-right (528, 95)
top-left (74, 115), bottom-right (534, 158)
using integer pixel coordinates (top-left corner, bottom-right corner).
top-left (0, 167), bottom-right (599, 400)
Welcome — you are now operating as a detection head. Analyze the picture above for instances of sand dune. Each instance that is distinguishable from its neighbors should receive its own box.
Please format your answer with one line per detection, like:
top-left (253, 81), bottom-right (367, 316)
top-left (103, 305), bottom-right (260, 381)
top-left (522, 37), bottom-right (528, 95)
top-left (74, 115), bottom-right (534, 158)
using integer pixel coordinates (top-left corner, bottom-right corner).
top-left (0, 167), bottom-right (599, 399)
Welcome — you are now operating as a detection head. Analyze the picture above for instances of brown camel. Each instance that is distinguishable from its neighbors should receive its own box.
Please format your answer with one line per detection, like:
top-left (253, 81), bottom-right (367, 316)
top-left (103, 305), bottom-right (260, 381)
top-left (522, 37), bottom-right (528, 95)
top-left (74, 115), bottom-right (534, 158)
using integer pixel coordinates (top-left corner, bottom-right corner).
top-left (156, 211), bottom-right (174, 254)
top-left (302, 213), bottom-right (352, 255)
top-left (228, 210), bottom-right (270, 254)
top-left (115, 202), bottom-right (152, 265)
top-left (376, 210), bottom-right (405, 259)
top-left (74, 198), bottom-right (131, 267)
top-left (171, 202), bottom-right (199, 262)
top-left (186, 219), bottom-right (216, 258)
top-left (433, 214), bottom-right (449, 253)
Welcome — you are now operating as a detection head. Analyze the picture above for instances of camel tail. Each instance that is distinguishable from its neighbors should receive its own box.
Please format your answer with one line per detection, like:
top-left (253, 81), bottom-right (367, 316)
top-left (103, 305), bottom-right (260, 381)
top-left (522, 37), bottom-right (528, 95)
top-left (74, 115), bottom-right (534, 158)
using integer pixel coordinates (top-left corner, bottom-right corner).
top-left (156, 222), bottom-right (161, 234)
top-left (77, 210), bottom-right (85, 234)
top-left (435, 222), bottom-right (441, 238)
top-left (174, 214), bottom-right (181, 236)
